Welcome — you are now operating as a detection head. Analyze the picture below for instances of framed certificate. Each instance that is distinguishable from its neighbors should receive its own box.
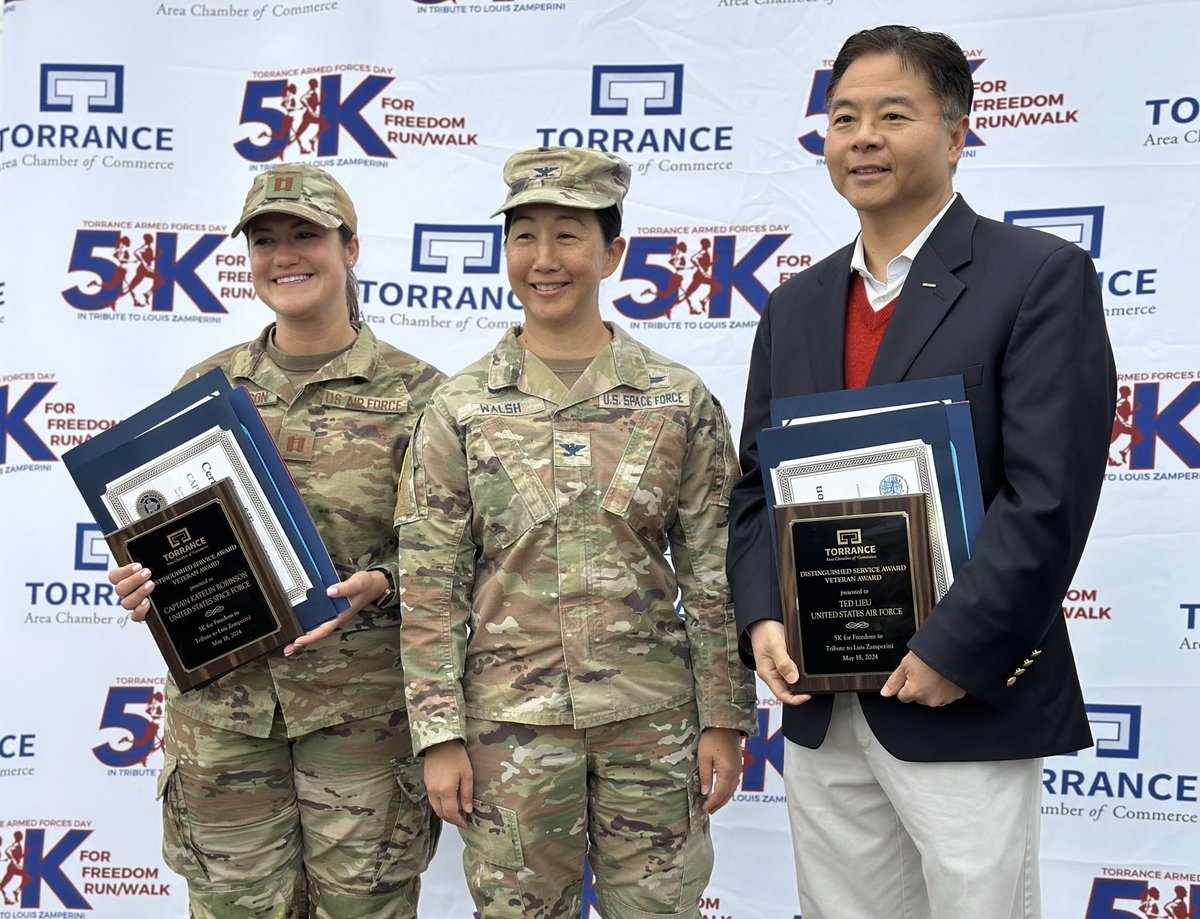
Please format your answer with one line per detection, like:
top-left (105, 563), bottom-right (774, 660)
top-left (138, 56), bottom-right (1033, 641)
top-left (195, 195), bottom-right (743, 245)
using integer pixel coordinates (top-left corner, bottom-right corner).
top-left (770, 441), bottom-right (953, 599)
top-left (102, 425), bottom-right (312, 604)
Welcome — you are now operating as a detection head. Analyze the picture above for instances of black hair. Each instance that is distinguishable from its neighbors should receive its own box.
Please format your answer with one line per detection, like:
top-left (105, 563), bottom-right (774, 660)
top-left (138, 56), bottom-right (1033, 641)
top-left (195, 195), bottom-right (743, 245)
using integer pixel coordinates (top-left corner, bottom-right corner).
top-left (825, 25), bottom-right (973, 126)
top-left (594, 205), bottom-right (622, 246)
top-left (503, 204), bottom-right (623, 246)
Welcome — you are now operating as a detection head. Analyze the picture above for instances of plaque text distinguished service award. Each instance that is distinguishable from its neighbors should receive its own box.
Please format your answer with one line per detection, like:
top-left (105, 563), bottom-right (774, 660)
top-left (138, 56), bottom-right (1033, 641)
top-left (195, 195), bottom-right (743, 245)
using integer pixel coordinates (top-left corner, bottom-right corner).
top-left (775, 495), bottom-right (936, 693)
top-left (107, 478), bottom-right (303, 691)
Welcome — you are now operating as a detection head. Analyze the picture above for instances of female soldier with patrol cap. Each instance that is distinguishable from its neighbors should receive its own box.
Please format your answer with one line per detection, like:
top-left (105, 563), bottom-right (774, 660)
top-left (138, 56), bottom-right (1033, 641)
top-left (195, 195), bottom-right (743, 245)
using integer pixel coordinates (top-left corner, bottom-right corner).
top-left (397, 146), bottom-right (757, 919)
top-left (107, 163), bottom-right (442, 919)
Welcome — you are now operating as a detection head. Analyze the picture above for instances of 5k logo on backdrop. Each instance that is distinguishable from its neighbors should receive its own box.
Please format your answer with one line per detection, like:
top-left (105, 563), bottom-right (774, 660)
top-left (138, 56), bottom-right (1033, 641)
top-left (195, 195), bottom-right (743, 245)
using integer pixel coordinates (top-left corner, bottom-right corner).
top-left (0, 826), bottom-right (92, 909)
top-left (0, 378), bottom-right (57, 465)
top-left (93, 685), bottom-right (165, 770)
top-left (740, 705), bottom-right (785, 793)
top-left (63, 230), bottom-right (222, 312)
top-left (613, 229), bottom-right (795, 322)
top-left (1092, 377), bottom-right (1196, 476)
top-left (233, 66), bottom-right (477, 161)
top-left (235, 71), bottom-right (395, 162)
top-left (1086, 880), bottom-right (1198, 918)
top-left (60, 227), bottom-right (256, 315)
top-left (0, 822), bottom-right (171, 908)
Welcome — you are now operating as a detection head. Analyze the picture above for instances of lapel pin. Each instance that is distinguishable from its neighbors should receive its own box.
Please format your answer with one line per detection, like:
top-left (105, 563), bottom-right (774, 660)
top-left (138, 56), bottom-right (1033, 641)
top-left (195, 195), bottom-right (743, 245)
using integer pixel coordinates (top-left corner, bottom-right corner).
top-left (921, 282), bottom-right (937, 288)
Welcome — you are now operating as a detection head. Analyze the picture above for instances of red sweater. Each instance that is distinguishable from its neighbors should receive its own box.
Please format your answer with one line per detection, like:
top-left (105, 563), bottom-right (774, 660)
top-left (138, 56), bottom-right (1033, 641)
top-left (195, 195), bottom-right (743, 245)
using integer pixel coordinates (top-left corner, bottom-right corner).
top-left (844, 273), bottom-right (897, 390)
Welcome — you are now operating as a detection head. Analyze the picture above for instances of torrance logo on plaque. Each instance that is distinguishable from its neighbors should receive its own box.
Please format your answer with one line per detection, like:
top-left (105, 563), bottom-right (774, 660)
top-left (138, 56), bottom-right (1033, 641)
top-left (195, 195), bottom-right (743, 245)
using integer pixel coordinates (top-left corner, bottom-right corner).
top-left (775, 495), bottom-right (935, 692)
top-left (107, 478), bottom-right (303, 690)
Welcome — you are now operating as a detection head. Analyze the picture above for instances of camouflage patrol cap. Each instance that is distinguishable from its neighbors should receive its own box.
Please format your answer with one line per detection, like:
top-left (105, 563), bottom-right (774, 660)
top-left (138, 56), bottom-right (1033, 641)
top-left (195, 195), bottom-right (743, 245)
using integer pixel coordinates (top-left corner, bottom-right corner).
top-left (491, 146), bottom-right (631, 218)
top-left (231, 163), bottom-right (358, 237)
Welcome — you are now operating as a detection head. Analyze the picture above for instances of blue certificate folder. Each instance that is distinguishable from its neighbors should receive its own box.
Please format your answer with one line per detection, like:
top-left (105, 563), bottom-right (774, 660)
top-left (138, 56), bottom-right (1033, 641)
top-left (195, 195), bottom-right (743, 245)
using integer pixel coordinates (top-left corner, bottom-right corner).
top-left (63, 368), bottom-right (347, 630)
top-left (759, 376), bottom-right (985, 577)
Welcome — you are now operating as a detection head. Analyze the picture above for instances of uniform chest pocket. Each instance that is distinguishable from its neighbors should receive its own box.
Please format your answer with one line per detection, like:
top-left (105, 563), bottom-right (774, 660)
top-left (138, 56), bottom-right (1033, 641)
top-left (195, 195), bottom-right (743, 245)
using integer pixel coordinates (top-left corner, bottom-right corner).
top-left (474, 417), bottom-right (556, 550)
top-left (600, 411), bottom-right (686, 536)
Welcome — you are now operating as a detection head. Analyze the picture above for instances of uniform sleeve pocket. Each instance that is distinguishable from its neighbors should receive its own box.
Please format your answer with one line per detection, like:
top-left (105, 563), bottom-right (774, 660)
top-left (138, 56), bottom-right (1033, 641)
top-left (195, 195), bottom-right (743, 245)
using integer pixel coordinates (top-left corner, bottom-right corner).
top-left (393, 443), bottom-right (426, 527)
top-left (461, 798), bottom-right (525, 870)
top-left (708, 397), bottom-right (737, 508)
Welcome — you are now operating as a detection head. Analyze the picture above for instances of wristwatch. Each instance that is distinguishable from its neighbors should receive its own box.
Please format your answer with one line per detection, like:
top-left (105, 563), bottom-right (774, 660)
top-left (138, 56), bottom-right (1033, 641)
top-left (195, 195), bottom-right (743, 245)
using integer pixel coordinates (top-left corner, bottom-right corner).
top-left (368, 566), bottom-right (397, 608)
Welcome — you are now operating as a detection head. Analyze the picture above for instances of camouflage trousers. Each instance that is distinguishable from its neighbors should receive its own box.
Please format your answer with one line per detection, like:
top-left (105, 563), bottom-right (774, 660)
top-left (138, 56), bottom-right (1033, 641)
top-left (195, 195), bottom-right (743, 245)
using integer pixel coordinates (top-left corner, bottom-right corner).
top-left (157, 706), bottom-right (440, 919)
top-left (461, 702), bottom-right (713, 919)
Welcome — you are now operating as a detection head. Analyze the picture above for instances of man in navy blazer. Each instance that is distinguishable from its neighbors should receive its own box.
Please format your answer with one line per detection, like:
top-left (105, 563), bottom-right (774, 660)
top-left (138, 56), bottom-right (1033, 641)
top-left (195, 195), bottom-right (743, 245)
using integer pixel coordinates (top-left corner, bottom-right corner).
top-left (727, 25), bottom-right (1115, 919)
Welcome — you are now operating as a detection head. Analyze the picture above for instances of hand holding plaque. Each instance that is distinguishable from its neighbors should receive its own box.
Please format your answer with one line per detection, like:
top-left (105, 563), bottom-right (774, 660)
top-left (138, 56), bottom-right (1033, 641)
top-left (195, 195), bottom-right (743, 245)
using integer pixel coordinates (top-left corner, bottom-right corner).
top-left (107, 479), bottom-right (303, 691)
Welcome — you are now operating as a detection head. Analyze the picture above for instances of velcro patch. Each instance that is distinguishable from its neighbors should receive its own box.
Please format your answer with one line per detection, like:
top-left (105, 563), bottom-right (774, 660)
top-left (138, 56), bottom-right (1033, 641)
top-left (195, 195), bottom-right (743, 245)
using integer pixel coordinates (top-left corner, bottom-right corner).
top-left (245, 388), bottom-right (277, 407)
top-left (553, 431), bottom-right (592, 467)
top-left (265, 175), bottom-right (302, 200)
top-left (321, 391), bottom-right (410, 413)
top-left (646, 369), bottom-right (671, 388)
top-left (599, 391), bottom-right (690, 410)
top-left (457, 397), bottom-right (544, 423)
top-left (279, 426), bottom-right (316, 463)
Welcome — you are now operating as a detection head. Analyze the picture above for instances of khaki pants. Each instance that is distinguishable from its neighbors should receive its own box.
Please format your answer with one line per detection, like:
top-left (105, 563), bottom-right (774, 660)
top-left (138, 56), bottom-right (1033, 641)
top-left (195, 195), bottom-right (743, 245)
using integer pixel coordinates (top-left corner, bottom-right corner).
top-left (461, 702), bottom-right (713, 919)
top-left (157, 706), bottom-right (440, 919)
top-left (784, 694), bottom-right (1043, 919)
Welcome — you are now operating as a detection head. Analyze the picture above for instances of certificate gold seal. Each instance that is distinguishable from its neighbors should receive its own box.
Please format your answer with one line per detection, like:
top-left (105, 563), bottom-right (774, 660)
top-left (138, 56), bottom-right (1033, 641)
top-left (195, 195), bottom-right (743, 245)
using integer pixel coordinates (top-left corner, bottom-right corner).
top-left (135, 490), bottom-right (169, 517)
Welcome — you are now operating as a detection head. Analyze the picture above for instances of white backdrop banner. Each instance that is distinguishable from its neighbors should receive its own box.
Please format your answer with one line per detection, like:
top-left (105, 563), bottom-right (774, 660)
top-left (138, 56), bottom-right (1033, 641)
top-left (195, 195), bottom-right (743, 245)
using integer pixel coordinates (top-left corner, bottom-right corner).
top-left (1, 1), bottom-right (1198, 917)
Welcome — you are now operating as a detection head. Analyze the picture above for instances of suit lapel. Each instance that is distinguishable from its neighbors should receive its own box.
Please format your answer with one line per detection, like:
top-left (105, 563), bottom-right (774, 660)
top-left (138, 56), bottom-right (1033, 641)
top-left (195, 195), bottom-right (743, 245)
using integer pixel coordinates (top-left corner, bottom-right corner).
top-left (866, 197), bottom-right (976, 386)
top-left (804, 244), bottom-right (854, 392)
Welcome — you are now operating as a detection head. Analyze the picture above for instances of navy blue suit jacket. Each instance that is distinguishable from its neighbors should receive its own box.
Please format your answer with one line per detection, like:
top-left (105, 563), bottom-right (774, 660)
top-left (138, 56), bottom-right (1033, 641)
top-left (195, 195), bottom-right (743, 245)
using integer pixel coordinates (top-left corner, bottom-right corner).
top-left (728, 196), bottom-right (1115, 761)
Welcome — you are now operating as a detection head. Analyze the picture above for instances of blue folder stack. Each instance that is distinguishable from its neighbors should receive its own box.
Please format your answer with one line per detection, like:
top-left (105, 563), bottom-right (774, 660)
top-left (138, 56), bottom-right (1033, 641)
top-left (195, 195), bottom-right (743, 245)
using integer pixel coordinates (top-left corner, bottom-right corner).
top-left (63, 368), bottom-right (346, 631)
top-left (758, 375), bottom-right (986, 583)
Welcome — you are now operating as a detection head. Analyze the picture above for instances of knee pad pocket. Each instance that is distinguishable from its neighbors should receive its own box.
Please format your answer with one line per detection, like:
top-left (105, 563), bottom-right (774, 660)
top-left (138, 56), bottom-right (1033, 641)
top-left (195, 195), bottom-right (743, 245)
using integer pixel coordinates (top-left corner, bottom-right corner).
top-left (596, 891), bottom-right (702, 919)
top-left (157, 754), bottom-right (301, 890)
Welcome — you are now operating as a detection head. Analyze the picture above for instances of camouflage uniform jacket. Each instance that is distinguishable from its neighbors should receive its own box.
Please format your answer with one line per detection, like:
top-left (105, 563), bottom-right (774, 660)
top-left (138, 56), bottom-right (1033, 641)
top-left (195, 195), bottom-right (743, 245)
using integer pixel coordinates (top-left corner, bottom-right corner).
top-left (167, 323), bottom-right (445, 738)
top-left (396, 324), bottom-right (757, 754)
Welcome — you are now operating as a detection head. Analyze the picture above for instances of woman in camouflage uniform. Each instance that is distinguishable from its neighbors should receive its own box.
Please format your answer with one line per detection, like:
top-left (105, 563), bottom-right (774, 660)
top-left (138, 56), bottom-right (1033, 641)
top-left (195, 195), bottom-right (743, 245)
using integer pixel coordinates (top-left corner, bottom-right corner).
top-left (107, 164), bottom-right (442, 919)
top-left (397, 146), bottom-right (757, 919)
